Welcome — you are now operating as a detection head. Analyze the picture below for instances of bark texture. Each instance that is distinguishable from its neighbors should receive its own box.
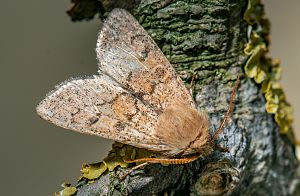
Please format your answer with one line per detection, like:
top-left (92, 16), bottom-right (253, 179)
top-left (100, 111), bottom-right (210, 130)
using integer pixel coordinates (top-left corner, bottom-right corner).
top-left (66, 0), bottom-right (300, 195)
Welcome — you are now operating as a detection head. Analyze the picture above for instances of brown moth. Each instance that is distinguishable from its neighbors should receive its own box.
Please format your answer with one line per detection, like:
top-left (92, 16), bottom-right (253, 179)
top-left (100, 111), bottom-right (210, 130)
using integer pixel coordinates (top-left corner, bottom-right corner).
top-left (36, 8), bottom-right (239, 165)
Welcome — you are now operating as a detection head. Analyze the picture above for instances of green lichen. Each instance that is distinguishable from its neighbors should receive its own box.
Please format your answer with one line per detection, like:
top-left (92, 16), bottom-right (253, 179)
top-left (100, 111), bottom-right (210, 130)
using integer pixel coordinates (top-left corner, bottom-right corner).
top-left (135, 0), bottom-right (241, 73)
top-left (243, 0), bottom-right (294, 136)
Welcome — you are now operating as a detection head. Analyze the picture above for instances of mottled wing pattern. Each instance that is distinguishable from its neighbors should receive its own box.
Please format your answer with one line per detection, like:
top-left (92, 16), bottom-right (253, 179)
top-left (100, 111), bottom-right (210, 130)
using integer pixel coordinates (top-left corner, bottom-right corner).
top-left (37, 74), bottom-right (169, 151)
top-left (96, 9), bottom-right (195, 110)
top-left (37, 9), bottom-right (201, 155)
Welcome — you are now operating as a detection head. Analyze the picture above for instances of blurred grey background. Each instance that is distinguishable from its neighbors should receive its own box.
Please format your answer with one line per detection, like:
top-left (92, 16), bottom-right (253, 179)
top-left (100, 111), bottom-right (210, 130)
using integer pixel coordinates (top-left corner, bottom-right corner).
top-left (0, 1), bottom-right (299, 195)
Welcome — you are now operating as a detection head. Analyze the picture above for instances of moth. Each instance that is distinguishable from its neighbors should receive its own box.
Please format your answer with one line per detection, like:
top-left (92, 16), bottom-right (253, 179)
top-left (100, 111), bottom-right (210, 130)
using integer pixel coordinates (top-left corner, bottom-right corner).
top-left (36, 8), bottom-right (239, 165)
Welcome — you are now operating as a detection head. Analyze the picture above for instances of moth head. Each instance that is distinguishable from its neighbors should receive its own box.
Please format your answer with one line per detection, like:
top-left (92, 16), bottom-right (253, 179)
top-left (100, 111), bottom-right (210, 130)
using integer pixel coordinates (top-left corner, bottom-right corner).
top-left (181, 138), bottom-right (214, 156)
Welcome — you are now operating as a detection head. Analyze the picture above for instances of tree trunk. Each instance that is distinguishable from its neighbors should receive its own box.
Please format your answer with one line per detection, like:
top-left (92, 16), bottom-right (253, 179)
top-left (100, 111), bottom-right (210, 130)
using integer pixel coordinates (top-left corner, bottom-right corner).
top-left (64, 0), bottom-right (300, 195)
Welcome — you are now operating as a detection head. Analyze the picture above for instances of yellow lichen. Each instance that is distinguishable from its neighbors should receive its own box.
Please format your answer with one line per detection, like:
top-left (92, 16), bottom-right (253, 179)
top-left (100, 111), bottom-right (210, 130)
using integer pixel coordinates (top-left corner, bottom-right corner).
top-left (56, 143), bottom-right (158, 193)
top-left (243, 0), bottom-right (260, 25)
top-left (55, 183), bottom-right (77, 196)
top-left (81, 162), bottom-right (108, 180)
top-left (243, 0), bottom-right (294, 137)
top-left (79, 142), bottom-right (157, 180)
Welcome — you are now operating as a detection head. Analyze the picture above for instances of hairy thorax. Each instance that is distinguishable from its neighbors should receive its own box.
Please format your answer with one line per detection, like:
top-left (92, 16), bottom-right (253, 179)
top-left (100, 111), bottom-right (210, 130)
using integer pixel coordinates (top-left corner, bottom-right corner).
top-left (155, 100), bottom-right (212, 156)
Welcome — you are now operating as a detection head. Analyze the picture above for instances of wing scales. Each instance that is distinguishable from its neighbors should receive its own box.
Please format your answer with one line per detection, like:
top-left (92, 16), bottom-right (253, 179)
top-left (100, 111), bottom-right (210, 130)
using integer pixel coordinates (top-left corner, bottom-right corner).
top-left (37, 75), bottom-right (168, 151)
top-left (96, 8), bottom-right (195, 110)
top-left (37, 9), bottom-right (196, 154)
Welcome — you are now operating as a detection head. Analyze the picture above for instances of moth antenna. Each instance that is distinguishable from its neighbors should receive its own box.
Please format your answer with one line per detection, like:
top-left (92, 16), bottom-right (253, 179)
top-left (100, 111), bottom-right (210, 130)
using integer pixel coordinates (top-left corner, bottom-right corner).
top-left (124, 154), bottom-right (200, 165)
top-left (121, 156), bottom-right (199, 181)
top-left (211, 75), bottom-right (240, 142)
top-left (120, 162), bottom-right (149, 181)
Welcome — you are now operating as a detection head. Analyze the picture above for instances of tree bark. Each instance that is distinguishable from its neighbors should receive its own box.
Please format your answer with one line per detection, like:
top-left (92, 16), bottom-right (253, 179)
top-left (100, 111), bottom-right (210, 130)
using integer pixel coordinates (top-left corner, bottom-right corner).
top-left (65, 0), bottom-right (300, 195)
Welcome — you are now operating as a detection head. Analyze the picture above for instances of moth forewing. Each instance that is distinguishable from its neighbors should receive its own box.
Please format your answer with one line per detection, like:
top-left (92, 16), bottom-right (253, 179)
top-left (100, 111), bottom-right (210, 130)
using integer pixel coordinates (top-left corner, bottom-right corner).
top-left (96, 8), bottom-right (195, 111)
top-left (36, 8), bottom-right (239, 167)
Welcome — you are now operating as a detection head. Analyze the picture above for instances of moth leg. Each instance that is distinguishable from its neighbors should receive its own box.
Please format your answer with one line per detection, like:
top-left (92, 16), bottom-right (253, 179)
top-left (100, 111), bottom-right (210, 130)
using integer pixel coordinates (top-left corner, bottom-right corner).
top-left (211, 75), bottom-right (240, 142)
top-left (120, 162), bottom-right (149, 181)
top-left (124, 154), bottom-right (200, 165)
